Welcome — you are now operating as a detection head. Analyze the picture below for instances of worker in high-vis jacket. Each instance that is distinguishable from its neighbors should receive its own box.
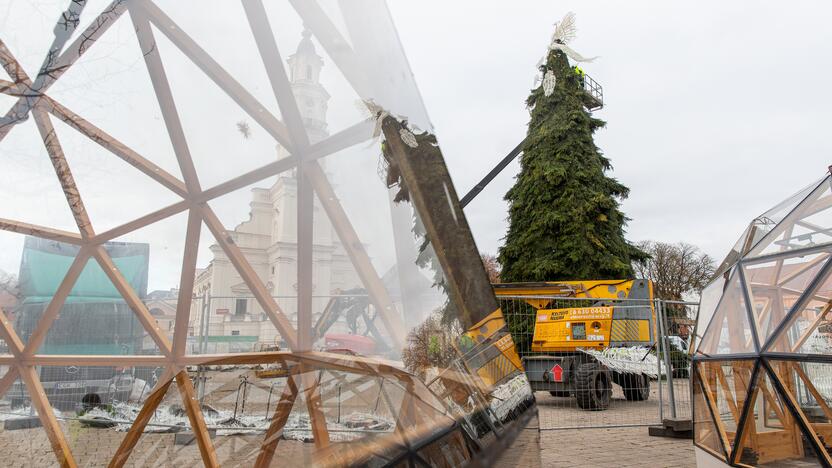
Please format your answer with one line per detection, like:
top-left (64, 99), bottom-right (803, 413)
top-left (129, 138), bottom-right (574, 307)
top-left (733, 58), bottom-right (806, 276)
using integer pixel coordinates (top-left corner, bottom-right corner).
top-left (574, 65), bottom-right (585, 87)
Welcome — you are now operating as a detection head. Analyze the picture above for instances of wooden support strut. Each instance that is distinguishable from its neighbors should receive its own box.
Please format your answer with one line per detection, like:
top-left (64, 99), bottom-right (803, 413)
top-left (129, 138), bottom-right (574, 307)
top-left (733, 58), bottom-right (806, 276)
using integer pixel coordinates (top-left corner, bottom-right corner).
top-left (300, 364), bottom-right (331, 450)
top-left (92, 246), bottom-right (174, 355)
top-left (0, 366), bottom-right (20, 398)
top-left (18, 365), bottom-right (78, 468)
top-left (699, 363), bottom-right (733, 457)
top-left (254, 376), bottom-right (300, 468)
top-left (109, 376), bottom-right (174, 468)
top-left (304, 162), bottom-right (407, 349)
top-left (23, 250), bottom-right (90, 358)
top-left (40, 96), bottom-right (188, 198)
top-left (199, 205), bottom-right (298, 350)
top-left (172, 208), bottom-right (202, 359)
top-left (176, 371), bottom-right (219, 467)
top-left (0, 1), bottom-right (127, 143)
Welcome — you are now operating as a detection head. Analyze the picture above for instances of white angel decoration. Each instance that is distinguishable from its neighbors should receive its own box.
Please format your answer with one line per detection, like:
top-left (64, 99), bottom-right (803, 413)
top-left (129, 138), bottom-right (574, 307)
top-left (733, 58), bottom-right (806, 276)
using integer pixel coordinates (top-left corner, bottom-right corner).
top-left (549, 12), bottom-right (598, 63)
top-left (542, 70), bottom-right (556, 97)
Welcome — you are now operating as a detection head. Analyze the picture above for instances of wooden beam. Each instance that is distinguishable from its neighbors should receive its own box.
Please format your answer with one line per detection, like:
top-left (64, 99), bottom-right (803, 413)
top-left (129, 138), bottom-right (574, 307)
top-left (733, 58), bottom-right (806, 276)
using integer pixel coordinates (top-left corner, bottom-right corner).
top-left (92, 246), bottom-right (173, 355)
top-left (31, 108), bottom-right (95, 238)
top-left (196, 120), bottom-right (375, 205)
top-left (175, 371), bottom-right (219, 467)
top-left (0, 39), bottom-right (29, 84)
top-left (698, 366), bottom-right (733, 458)
top-left (0, 306), bottom-right (24, 355)
top-left (130, 6), bottom-right (202, 193)
top-left (304, 162), bottom-right (406, 349)
top-left (254, 376), bottom-right (299, 468)
top-left (777, 253), bottom-right (827, 287)
top-left (41, 96), bottom-right (188, 198)
top-left (300, 364), bottom-right (330, 449)
top-left (242, 0), bottom-right (310, 149)
top-left (172, 209), bottom-right (202, 359)
top-left (0, 366), bottom-right (19, 398)
top-left (288, 0), bottom-right (367, 97)
top-left (791, 362), bottom-right (832, 422)
top-left (0, 218), bottom-right (83, 245)
top-left (108, 375), bottom-right (174, 468)
top-left (297, 165), bottom-right (315, 350)
top-left (18, 365), bottom-right (77, 467)
top-left (197, 158), bottom-right (295, 203)
top-left (765, 362), bottom-right (832, 466)
top-left (791, 300), bottom-right (832, 352)
top-left (23, 250), bottom-right (90, 357)
top-left (0, 0), bottom-right (127, 142)
top-left (93, 200), bottom-right (189, 244)
top-left (137, 0), bottom-right (294, 152)
top-left (199, 205), bottom-right (298, 349)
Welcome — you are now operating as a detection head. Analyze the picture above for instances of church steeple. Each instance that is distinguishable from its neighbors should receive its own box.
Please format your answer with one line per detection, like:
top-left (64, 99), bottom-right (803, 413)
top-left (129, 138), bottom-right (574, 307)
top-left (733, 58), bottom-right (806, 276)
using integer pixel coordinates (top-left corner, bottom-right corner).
top-left (287, 29), bottom-right (330, 142)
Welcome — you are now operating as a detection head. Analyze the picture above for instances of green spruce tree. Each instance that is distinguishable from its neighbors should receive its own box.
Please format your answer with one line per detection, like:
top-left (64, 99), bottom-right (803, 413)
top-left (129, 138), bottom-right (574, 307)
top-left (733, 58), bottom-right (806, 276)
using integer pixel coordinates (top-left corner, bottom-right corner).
top-left (499, 47), bottom-right (647, 282)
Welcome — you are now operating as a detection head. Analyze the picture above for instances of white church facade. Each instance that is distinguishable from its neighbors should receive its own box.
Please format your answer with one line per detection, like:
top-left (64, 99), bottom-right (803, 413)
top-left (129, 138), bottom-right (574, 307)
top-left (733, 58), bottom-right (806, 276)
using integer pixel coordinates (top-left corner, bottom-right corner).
top-left (191, 31), bottom-right (363, 350)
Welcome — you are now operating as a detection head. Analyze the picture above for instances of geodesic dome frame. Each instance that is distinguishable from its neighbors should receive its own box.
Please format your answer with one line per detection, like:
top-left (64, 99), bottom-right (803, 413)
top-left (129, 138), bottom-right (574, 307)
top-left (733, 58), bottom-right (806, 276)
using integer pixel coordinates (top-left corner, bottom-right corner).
top-left (694, 170), bottom-right (832, 467)
top-left (0, 1), bottom-right (533, 466)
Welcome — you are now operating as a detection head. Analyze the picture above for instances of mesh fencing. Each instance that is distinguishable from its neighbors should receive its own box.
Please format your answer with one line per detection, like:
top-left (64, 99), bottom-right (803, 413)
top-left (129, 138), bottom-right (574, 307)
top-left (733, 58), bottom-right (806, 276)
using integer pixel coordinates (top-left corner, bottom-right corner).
top-left (498, 296), bottom-right (698, 430)
top-left (1, 293), bottom-right (698, 434)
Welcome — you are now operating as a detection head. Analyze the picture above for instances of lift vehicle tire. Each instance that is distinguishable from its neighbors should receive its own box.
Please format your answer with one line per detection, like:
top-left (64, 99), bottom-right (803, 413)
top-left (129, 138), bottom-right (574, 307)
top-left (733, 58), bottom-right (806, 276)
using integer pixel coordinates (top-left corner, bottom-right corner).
top-left (549, 390), bottom-right (571, 398)
top-left (574, 362), bottom-right (611, 411)
top-left (621, 373), bottom-right (651, 401)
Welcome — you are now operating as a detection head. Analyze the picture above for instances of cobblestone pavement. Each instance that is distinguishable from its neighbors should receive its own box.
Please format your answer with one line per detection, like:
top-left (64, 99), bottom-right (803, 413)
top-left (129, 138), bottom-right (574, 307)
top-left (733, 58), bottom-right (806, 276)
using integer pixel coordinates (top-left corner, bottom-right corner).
top-left (537, 379), bottom-right (692, 430)
top-left (535, 389), bottom-right (696, 468)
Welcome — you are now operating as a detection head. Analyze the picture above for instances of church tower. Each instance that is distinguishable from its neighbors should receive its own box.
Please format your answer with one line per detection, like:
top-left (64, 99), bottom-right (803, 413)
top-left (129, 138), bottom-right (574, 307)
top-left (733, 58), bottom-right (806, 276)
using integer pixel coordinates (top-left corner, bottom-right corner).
top-left (286, 29), bottom-right (330, 144)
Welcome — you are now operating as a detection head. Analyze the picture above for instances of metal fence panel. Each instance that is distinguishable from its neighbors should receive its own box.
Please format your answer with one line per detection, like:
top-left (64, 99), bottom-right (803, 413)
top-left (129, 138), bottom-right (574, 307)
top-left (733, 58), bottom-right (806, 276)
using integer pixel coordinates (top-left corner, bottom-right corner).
top-left (498, 296), bottom-right (698, 430)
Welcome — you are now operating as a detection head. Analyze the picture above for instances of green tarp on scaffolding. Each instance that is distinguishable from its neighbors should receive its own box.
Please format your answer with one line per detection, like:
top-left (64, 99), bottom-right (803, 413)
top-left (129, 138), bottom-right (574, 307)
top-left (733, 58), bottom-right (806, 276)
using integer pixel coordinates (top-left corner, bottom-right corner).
top-left (18, 236), bottom-right (149, 303)
top-left (15, 236), bottom-right (150, 355)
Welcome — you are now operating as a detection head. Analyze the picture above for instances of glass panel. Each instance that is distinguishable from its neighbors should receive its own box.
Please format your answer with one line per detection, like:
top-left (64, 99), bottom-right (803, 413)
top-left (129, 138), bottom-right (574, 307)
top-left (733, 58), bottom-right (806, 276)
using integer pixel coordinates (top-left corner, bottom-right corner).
top-left (735, 363), bottom-right (818, 466)
top-left (695, 275), bottom-right (726, 351)
top-left (743, 248), bottom-right (832, 342)
top-left (714, 179), bottom-right (823, 278)
top-left (759, 360), bottom-right (832, 466)
top-left (697, 272), bottom-right (756, 355)
top-left (768, 262), bottom-right (832, 355)
top-left (750, 177), bottom-right (832, 258)
top-left (693, 362), bottom-right (727, 459)
top-left (696, 360), bottom-right (755, 458)
top-left (0, 1), bottom-right (535, 464)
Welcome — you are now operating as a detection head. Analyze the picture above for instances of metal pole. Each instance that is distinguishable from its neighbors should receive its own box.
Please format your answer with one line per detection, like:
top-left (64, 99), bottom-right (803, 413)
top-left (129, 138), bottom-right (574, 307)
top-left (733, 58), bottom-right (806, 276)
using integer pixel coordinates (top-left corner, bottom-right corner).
top-left (661, 301), bottom-right (678, 418)
top-left (198, 293), bottom-right (211, 404)
top-left (655, 299), bottom-right (664, 423)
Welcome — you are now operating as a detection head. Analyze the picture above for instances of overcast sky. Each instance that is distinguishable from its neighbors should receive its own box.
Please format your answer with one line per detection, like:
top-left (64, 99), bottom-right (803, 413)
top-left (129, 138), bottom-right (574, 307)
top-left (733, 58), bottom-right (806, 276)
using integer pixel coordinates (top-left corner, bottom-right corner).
top-left (389, 1), bottom-right (832, 264)
top-left (1, 1), bottom-right (831, 290)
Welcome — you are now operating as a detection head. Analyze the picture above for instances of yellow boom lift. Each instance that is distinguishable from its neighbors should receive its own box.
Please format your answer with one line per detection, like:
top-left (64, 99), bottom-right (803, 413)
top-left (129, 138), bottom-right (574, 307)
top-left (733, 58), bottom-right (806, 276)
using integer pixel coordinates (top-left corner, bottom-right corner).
top-left (493, 279), bottom-right (655, 410)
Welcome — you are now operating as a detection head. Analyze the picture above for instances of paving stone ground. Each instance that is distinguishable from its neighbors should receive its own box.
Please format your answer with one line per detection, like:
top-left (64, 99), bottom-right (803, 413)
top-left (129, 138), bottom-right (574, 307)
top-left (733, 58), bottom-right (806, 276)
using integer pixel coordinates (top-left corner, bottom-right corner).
top-left (0, 373), bottom-right (698, 467)
top-left (534, 388), bottom-right (696, 468)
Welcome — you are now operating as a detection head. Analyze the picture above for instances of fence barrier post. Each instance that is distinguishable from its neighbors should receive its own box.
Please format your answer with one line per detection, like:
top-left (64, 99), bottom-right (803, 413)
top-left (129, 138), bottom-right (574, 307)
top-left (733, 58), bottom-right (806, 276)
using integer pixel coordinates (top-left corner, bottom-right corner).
top-left (660, 301), bottom-right (677, 419)
top-left (656, 299), bottom-right (664, 424)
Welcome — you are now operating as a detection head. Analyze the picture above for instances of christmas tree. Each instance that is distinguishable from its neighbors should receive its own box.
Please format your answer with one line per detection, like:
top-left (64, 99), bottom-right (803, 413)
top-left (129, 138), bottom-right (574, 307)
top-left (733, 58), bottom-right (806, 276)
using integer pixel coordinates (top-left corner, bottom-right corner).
top-left (499, 16), bottom-right (647, 282)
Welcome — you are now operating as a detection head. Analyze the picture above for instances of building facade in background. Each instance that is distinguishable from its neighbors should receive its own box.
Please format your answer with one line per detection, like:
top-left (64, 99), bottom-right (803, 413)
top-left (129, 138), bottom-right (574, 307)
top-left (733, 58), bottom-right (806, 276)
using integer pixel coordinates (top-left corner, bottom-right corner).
top-left (192, 31), bottom-right (362, 350)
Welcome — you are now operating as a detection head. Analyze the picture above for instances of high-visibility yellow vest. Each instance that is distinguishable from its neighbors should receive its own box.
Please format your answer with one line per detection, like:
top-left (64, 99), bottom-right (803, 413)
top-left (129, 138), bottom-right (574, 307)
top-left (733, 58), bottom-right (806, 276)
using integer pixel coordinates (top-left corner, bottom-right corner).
top-left (575, 66), bottom-right (585, 76)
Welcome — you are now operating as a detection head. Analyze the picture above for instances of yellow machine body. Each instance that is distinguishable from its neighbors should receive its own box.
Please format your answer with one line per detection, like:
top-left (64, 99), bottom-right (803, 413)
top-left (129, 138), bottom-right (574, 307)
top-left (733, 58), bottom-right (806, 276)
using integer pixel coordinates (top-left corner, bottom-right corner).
top-left (493, 279), bottom-right (655, 353)
top-left (455, 309), bottom-right (525, 391)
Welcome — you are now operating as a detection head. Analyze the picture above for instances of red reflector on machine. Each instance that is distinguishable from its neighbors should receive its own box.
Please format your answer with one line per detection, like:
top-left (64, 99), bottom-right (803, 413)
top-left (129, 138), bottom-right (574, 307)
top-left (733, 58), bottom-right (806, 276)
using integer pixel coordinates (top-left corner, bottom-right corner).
top-left (551, 363), bottom-right (563, 382)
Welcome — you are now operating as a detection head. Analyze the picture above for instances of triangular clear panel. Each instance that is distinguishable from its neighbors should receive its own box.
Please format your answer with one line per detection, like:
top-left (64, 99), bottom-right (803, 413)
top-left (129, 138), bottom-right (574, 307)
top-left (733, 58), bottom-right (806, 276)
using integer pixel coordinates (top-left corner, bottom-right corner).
top-left (697, 272), bottom-right (756, 355)
top-left (749, 177), bottom-right (832, 258)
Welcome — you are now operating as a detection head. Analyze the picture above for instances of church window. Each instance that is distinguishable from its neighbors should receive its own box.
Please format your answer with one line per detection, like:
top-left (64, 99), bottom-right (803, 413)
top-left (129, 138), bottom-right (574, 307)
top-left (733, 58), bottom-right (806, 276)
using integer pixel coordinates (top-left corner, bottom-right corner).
top-left (235, 298), bottom-right (247, 316)
top-left (306, 65), bottom-right (312, 80)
